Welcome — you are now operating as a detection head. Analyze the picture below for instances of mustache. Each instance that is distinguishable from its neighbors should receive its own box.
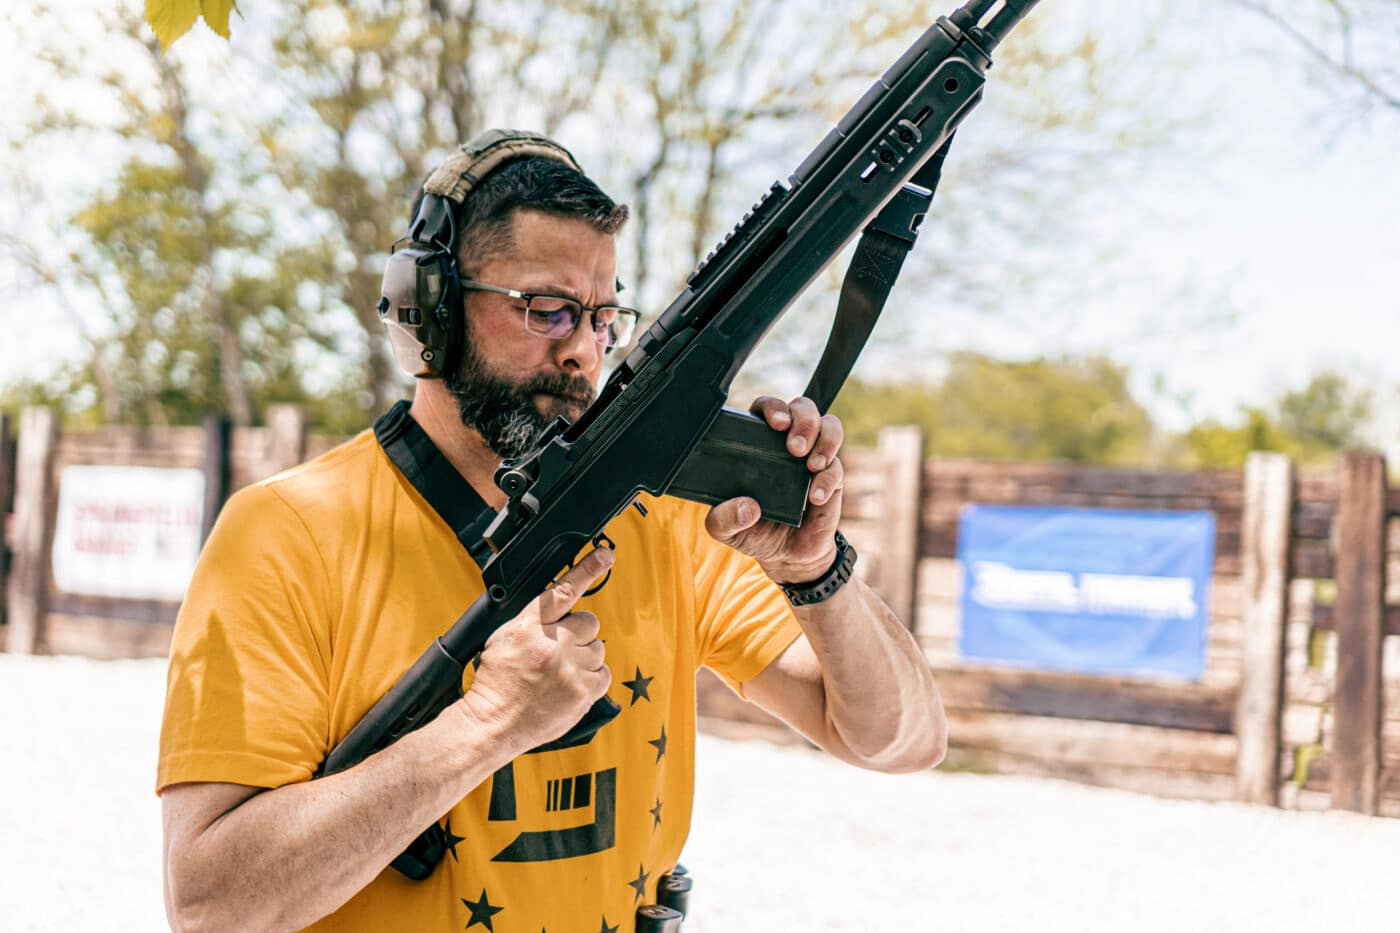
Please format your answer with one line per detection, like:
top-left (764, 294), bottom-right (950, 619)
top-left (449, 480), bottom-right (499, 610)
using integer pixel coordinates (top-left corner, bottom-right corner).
top-left (527, 372), bottom-right (595, 404)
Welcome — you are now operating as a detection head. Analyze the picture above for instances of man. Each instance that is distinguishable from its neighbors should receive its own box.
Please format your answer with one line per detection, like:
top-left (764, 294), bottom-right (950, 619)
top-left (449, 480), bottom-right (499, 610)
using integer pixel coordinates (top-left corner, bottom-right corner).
top-left (158, 132), bottom-right (945, 932)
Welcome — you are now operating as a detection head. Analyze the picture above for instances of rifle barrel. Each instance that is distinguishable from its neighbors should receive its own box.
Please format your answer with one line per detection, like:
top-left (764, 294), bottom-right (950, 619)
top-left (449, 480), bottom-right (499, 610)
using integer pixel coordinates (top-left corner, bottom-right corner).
top-left (957, 0), bottom-right (998, 19)
top-left (982, 1), bottom-right (1040, 51)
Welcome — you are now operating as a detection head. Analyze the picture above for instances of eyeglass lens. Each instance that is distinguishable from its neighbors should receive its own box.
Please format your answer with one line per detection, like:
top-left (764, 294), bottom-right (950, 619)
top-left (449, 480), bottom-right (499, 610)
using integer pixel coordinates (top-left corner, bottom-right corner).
top-left (525, 296), bottom-right (636, 347)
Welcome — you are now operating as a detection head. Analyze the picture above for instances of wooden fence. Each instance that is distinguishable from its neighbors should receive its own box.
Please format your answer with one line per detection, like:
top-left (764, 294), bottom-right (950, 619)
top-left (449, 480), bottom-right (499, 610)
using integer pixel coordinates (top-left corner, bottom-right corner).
top-left (3, 408), bottom-right (1396, 816)
top-left (700, 432), bottom-right (1399, 818)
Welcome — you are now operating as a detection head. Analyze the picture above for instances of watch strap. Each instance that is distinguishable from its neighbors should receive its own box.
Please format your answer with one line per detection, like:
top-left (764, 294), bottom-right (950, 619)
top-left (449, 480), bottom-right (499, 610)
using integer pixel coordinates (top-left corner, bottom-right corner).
top-left (781, 531), bottom-right (858, 607)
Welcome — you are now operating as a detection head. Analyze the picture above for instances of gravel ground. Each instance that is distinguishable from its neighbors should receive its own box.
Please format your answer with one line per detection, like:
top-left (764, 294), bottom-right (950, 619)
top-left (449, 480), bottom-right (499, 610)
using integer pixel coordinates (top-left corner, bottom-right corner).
top-left (3, 654), bottom-right (1398, 931)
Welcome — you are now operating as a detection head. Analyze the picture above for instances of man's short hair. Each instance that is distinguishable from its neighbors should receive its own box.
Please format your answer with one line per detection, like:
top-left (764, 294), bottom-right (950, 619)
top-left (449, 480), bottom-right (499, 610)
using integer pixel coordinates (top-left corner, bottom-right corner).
top-left (410, 157), bottom-right (629, 273)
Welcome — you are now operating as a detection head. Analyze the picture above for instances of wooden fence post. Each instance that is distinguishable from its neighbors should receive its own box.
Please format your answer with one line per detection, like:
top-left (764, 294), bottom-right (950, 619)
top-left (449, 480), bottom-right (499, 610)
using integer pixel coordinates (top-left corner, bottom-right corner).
top-left (1234, 451), bottom-right (1294, 806)
top-left (201, 414), bottom-right (231, 543)
top-left (0, 412), bottom-right (14, 627)
top-left (1331, 449), bottom-right (1387, 814)
top-left (5, 407), bottom-right (59, 654)
top-left (266, 404), bottom-right (308, 473)
top-left (876, 425), bottom-right (925, 631)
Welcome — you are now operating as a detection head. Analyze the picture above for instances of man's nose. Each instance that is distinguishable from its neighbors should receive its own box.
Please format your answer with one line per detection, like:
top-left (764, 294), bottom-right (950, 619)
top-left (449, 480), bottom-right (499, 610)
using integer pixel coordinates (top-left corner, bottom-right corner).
top-left (552, 311), bottom-right (602, 372)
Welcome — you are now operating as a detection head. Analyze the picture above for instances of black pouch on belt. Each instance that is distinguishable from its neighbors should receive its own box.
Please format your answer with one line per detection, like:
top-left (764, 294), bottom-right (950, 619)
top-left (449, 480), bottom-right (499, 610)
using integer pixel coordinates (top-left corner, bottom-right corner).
top-left (637, 863), bottom-right (692, 931)
top-left (635, 904), bottom-right (683, 932)
top-left (657, 867), bottom-right (693, 915)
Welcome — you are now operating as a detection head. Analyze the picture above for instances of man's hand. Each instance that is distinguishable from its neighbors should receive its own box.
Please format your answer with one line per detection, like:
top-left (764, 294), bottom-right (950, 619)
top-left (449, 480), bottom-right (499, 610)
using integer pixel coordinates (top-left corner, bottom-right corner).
top-left (705, 395), bottom-right (844, 585)
top-left (456, 547), bottom-right (615, 753)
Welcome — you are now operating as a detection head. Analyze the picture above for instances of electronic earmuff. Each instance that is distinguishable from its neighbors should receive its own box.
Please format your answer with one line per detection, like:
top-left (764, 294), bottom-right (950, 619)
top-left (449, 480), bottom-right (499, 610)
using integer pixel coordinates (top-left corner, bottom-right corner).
top-left (377, 129), bottom-right (584, 379)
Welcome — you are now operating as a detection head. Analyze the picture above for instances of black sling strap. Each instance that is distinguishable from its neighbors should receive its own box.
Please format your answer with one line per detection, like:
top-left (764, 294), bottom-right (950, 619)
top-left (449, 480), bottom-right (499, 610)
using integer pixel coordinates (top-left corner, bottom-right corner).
top-left (374, 400), bottom-right (497, 570)
top-left (802, 136), bottom-right (955, 412)
top-left (369, 400), bottom-right (501, 878)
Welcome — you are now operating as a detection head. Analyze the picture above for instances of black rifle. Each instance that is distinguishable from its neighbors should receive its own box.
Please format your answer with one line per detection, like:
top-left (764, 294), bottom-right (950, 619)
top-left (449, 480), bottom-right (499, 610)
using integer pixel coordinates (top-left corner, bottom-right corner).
top-left (321, 0), bottom-right (1041, 879)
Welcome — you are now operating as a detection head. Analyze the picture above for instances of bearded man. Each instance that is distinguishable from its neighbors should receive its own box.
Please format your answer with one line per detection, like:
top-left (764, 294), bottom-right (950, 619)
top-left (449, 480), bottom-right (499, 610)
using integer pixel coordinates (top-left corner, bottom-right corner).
top-left (157, 131), bottom-right (946, 932)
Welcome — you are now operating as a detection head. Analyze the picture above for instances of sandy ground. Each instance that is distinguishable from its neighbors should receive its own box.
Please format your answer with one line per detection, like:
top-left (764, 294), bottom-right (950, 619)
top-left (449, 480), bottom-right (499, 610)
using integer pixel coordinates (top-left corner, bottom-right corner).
top-left (3, 654), bottom-right (1398, 931)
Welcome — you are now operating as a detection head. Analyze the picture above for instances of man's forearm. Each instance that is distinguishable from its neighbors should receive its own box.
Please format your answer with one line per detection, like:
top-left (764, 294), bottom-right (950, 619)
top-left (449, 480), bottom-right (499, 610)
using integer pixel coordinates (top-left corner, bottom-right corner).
top-left (165, 703), bottom-right (523, 932)
top-left (790, 579), bottom-right (946, 771)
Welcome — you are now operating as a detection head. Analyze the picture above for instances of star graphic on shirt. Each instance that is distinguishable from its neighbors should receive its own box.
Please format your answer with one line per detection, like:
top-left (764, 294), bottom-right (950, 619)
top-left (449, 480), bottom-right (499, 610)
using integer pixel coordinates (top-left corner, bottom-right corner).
top-left (627, 863), bottom-right (651, 903)
top-left (621, 666), bottom-right (654, 705)
top-left (461, 888), bottom-right (504, 931)
top-left (598, 917), bottom-right (619, 933)
top-left (648, 725), bottom-right (667, 762)
top-left (649, 797), bottom-right (663, 830)
top-left (443, 818), bottom-right (466, 861)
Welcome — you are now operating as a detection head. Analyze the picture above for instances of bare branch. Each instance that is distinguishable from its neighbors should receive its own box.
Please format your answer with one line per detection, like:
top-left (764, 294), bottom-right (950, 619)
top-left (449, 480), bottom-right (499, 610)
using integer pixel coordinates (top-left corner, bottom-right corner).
top-left (1232, 0), bottom-right (1400, 112)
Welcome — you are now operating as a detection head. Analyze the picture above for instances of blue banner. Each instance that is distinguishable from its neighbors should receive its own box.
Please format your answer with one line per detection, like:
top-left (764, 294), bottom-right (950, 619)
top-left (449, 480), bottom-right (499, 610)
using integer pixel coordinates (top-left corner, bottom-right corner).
top-left (957, 505), bottom-right (1215, 680)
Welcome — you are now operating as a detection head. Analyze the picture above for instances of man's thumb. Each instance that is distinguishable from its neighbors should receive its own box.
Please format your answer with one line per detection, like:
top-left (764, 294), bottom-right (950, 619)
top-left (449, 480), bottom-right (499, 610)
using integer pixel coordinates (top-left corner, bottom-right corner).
top-left (705, 497), bottom-right (762, 543)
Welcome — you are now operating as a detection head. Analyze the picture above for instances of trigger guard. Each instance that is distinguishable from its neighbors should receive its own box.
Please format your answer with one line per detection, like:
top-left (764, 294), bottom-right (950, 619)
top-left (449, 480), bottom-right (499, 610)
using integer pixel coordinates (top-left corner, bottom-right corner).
top-left (553, 534), bottom-right (617, 597)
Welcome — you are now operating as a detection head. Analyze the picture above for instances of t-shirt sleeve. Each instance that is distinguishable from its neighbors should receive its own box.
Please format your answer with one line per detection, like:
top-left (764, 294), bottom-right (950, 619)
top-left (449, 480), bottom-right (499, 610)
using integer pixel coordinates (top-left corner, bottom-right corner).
top-left (678, 500), bottom-right (803, 698)
top-left (157, 482), bottom-right (334, 794)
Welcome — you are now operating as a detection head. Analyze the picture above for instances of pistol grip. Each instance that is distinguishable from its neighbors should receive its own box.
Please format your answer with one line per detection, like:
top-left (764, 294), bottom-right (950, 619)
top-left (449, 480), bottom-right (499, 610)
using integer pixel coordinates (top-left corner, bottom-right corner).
top-left (529, 695), bottom-right (622, 754)
top-left (391, 825), bottom-right (448, 880)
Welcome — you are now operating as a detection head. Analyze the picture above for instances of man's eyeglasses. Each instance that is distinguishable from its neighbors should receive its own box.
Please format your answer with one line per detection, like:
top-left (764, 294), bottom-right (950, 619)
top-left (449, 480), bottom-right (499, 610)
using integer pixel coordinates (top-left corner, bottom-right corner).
top-left (461, 280), bottom-right (640, 350)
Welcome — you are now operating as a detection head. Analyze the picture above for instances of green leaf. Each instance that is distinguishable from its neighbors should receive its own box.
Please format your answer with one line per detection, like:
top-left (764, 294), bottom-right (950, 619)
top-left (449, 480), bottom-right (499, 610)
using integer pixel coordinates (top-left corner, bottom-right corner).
top-left (200, 0), bottom-right (236, 39)
top-left (145, 0), bottom-right (201, 51)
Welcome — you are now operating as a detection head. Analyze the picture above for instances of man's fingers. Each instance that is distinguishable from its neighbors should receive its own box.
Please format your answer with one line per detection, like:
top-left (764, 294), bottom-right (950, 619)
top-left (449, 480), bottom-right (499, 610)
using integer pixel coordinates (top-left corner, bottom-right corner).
top-left (784, 396), bottom-right (821, 458)
top-left (539, 547), bottom-right (615, 620)
top-left (807, 413), bottom-right (844, 472)
top-left (750, 395), bottom-right (791, 430)
top-left (555, 611), bottom-right (601, 644)
top-left (809, 455), bottom-right (845, 507)
top-left (704, 496), bottom-right (762, 542)
top-left (581, 640), bottom-right (607, 671)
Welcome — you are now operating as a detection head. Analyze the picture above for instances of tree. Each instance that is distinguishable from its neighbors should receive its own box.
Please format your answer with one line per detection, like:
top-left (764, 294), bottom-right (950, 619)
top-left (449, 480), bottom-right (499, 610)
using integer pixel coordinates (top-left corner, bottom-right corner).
top-left (9, 0), bottom-right (1175, 430)
top-left (831, 363), bottom-right (1378, 469)
top-left (150, 0), bottom-right (1176, 369)
top-left (1276, 370), bottom-right (1373, 451)
top-left (3, 4), bottom-right (338, 427)
top-left (1180, 370), bottom-right (1373, 467)
top-left (1231, 1), bottom-right (1400, 123)
top-left (831, 353), bottom-right (1156, 464)
top-left (1181, 408), bottom-right (1299, 468)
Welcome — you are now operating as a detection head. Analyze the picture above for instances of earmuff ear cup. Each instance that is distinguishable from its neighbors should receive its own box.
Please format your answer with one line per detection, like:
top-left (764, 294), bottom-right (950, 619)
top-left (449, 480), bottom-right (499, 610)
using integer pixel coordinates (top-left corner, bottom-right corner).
top-left (436, 254), bottom-right (465, 378)
top-left (380, 239), bottom-right (461, 379)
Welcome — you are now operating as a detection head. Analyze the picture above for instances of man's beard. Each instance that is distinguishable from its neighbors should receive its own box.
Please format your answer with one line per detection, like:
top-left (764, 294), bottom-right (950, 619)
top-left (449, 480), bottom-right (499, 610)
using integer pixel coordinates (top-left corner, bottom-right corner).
top-left (443, 326), bottom-right (596, 460)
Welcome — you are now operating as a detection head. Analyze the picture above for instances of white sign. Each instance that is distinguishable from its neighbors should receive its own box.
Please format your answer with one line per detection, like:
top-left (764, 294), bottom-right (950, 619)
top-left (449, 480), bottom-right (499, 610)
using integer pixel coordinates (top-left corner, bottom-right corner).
top-left (51, 465), bottom-right (206, 600)
top-left (970, 562), bottom-right (1199, 620)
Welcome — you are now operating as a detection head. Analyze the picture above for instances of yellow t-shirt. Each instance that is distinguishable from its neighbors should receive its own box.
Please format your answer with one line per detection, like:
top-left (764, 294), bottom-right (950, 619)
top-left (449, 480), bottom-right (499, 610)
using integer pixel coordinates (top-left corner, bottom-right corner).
top-left (158, 429), bottom-right (801, 931)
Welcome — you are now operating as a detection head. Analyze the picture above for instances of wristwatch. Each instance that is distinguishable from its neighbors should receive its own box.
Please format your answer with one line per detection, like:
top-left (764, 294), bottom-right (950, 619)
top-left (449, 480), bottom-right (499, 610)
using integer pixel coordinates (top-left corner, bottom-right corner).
top-left (781, 531), bottom-right (858, 607)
